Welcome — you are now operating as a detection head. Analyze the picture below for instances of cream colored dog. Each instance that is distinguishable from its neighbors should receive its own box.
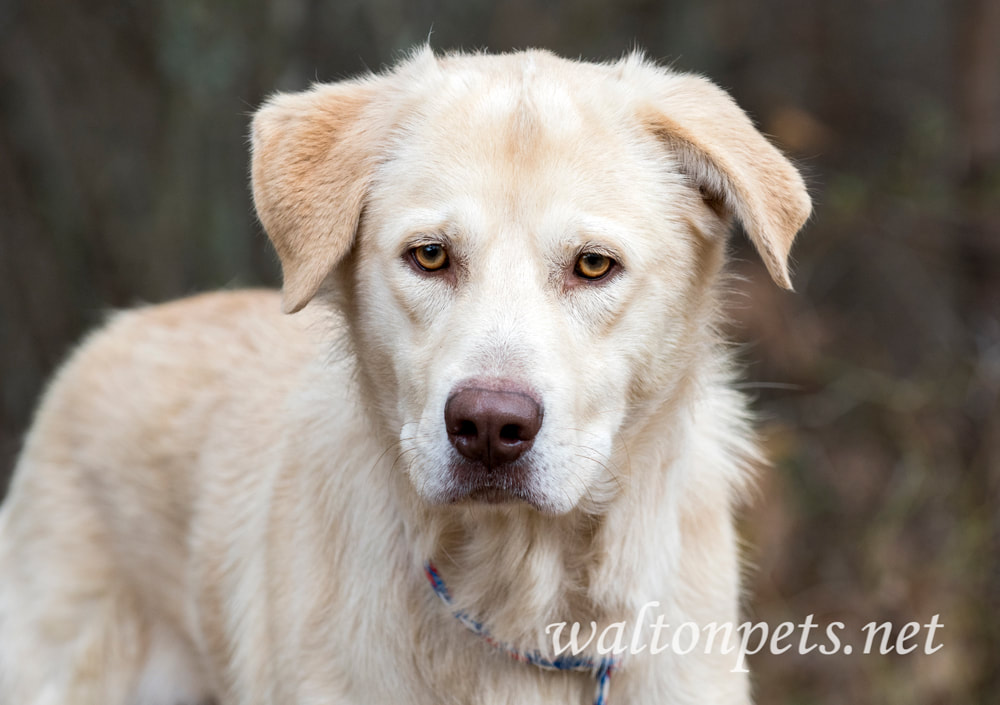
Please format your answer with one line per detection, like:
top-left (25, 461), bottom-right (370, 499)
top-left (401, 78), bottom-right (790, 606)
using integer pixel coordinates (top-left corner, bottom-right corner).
top-left (0, 47), bottom-right (809, 705)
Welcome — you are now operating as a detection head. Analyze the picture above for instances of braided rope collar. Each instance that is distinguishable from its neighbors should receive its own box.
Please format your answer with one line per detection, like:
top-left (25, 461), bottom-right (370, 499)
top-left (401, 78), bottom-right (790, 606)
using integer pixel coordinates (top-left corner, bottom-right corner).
top-left (424, 562), bottom-right (621, 705)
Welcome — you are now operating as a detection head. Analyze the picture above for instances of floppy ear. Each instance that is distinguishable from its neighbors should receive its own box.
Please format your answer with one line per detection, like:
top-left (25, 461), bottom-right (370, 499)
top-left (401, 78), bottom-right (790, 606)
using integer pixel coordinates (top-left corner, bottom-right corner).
top-left (251, 79), bottom-right (380, 313)
top-left (643, 73), bottom-right (811, 289)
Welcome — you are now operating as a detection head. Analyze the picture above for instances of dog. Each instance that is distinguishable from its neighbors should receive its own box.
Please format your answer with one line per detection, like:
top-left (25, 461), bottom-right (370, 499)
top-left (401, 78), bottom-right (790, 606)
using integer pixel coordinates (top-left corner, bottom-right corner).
top-left (0, 47), bottom-right (810, 705)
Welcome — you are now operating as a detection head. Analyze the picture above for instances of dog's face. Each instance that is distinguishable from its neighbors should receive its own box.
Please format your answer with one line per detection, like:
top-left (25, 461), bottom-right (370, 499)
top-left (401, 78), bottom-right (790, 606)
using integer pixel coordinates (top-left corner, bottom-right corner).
top-left (251, 49), bottom-right (810, 515)
top-left (352, 63), bottom-right (710, 514)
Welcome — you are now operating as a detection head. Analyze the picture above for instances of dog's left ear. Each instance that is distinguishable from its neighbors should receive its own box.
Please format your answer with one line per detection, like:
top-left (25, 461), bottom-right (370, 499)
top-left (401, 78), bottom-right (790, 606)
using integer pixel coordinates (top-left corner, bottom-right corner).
top-left (642, 73), bottom-right (812, 289)
top-left (251, 79), bottom-right (381, 313)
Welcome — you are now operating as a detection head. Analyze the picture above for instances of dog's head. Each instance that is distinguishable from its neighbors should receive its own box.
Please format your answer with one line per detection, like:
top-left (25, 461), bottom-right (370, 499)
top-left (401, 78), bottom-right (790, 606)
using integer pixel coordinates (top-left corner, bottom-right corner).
top-left (251, 48), bottom-right (810, 515)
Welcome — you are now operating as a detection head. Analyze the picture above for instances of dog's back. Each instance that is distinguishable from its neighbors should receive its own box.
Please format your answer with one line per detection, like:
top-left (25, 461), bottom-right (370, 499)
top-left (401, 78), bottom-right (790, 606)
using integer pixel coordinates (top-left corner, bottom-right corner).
top-left (0, 290), bottom-right (324, 704)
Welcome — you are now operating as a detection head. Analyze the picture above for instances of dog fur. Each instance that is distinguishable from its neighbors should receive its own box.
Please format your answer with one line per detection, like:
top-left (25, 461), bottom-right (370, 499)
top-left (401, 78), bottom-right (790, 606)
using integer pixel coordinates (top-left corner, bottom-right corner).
top-left (0, 47), bottom-right (810, 704)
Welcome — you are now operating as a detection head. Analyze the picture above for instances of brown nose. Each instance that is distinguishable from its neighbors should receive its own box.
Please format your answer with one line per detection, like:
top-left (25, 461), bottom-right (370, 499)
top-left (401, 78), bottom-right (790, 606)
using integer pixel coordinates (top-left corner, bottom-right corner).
top-left (444, 385), bottom-right (543, 468)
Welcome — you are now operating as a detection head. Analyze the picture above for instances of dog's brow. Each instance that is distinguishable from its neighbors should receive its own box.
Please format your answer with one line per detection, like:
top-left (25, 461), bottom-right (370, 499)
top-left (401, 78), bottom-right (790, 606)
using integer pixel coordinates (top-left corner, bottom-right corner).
top-left (563, 215), bottom-right (632, 254)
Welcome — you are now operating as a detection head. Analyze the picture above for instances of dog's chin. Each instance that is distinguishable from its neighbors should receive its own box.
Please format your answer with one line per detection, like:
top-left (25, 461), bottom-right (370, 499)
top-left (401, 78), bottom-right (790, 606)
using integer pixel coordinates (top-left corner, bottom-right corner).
top-left (417, 482), bottom-right (572, 515)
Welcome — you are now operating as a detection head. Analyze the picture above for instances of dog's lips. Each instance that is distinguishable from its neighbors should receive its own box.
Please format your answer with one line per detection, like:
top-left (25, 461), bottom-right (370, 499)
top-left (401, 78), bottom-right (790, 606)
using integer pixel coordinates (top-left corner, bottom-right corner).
top-left (442, 460), bottom-right (541, 507)
top-left (460, 487), bottom-right (522, 504)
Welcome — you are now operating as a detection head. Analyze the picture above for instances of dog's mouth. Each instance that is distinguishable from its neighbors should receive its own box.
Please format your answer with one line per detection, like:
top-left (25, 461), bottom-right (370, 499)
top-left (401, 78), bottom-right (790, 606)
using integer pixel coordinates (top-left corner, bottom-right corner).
top-left (460, 486), bottom-right (522, 504)
top-left (443, 460), bottom-right (541, 507)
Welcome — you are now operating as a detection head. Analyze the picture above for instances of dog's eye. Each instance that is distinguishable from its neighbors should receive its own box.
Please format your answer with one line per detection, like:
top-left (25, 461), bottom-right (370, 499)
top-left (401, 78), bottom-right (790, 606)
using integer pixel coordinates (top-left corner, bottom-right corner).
top-left (574, 252), bottom-right (615, 280)
top-left (411, 244), bottom-right (449, 272)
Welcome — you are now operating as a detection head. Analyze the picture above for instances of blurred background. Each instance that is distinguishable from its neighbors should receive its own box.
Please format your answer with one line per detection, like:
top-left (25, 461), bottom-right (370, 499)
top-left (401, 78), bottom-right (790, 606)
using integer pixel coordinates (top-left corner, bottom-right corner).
top-left (0, 0), bottom-right (996, 702)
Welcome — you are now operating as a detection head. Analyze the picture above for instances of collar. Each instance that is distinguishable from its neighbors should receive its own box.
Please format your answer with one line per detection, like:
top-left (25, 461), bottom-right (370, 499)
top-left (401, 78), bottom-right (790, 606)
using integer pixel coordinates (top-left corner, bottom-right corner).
top-left (424, 562), bottom-right (620, 705)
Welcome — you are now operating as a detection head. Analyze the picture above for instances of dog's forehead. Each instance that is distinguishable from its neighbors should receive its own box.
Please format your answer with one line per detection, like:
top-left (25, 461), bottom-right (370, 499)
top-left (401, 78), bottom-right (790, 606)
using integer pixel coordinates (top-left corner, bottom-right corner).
top-left (401, 54), bottom-right (627, 164)
top-left (372, 53), bottom-right (674, 242)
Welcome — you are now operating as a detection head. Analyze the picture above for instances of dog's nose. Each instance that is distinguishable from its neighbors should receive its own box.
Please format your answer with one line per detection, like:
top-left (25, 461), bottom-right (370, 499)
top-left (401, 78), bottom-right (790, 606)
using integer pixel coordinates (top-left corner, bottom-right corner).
top-left (444, 385), bottom-right (542, 468)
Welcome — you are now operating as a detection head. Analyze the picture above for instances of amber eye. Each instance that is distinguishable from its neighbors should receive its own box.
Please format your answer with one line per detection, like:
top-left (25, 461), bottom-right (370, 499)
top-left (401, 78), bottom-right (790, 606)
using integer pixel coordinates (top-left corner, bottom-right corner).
top-left (411, 244), bottom-right (449, 271)
top-left (574, 252), bottom-right (614, 280)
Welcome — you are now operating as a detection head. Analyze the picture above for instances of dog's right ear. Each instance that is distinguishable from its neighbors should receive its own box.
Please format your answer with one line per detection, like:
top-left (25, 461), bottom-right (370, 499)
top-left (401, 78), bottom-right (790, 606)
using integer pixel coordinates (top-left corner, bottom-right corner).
top-left (251, 80), bottom-right (380, 313)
